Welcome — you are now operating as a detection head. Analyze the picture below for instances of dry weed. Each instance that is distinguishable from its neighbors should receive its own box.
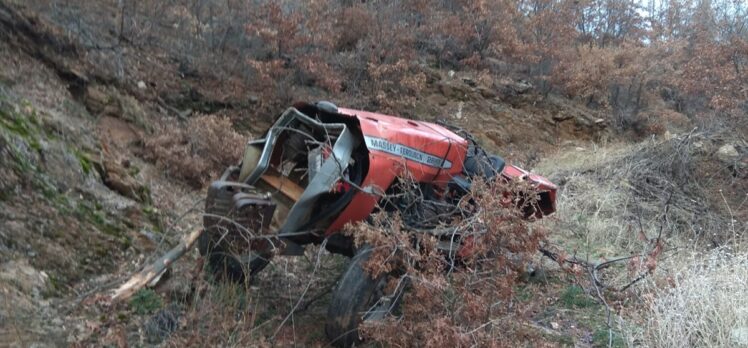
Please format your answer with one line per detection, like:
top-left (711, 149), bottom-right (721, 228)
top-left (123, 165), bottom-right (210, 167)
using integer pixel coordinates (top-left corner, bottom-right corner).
top-left (346, 179), bottom-right (549, 347)
top-left (536, 130), bottom-right (744, 253)
top-left (630, 249), bottom-right (748, 347)
top-left (143, 115), bottom-right (245, 188)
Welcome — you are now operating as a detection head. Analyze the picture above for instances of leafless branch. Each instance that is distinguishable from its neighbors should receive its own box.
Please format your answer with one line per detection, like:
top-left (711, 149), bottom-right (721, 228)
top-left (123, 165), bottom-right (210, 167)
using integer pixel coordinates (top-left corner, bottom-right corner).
top-left (271, 238), bottom-right (329, 339)
top-left (111, 228), bottom-right (204, 302)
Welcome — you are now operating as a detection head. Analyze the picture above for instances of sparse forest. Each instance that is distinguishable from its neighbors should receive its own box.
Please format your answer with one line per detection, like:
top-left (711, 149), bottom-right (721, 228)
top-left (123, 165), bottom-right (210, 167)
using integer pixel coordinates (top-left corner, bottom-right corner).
top-left (0, 0), bottom-right (745, 347)
top-left (28, 0), bottom-right (748, 128)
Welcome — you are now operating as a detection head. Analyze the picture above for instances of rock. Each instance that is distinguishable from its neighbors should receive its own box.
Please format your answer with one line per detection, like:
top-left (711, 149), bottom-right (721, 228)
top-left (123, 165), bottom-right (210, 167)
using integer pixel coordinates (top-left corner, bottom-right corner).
top-left (40, 139), bottom-right (87, 191)
top-left (491, 79), bottom-right (533, 102)
top-left (437, 82), bottom-right (470, 101)
top-left (0, 260), bottom-right (50, 297)
top-left (424, 69), bottom-right (441, 84)
top-left (84, 85), bottom-right (117, 116)
top-left (96, 116), bottom-right (139, 149)
top-left (85, 85), bottom-right (148, 128)
top-left (437, 82), bottom-right (454, 98)
top-left (575, 116), bottom-right (592, 127)
top-left (513, 80), bottom-right (533, 94)
top-left (454, 101), bottom-right (464, 120)
top-left (551, 113), bottom-right (573, 122)
top-left (717, 144), bottom-right (739, 164)
top-left (479, 87), bottom-right (496, 99)
top-left (99, 158), bottom-right (150, 203)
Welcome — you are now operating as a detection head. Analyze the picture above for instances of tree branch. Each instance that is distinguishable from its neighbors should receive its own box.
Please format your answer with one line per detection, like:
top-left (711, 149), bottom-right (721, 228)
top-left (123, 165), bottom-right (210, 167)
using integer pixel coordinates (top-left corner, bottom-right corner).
top-left (111, 228), bottom-right (204, 302)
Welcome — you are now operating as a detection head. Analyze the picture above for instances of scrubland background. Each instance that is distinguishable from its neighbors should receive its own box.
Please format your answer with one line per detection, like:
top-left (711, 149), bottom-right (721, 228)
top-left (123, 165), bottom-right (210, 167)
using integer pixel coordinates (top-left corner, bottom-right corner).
top-left (0, 0), bottom-right (745, 346)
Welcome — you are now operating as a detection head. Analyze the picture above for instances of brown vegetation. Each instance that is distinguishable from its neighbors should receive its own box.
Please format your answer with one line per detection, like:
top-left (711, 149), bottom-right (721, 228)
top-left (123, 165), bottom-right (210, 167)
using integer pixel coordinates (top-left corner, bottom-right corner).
top-left (21, 0), bottom-right (747, 134)
top-left (344, 179), bottom-right (548, 346)
top-left (142, 115), bottom-right (244, 188)
top-left (1, 0), bottom-right (746, 347)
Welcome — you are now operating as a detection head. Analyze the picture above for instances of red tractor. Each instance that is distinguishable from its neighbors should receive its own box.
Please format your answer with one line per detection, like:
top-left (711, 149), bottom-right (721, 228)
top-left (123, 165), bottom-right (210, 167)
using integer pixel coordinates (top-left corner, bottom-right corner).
top-left (199, 101), bottom-right (557, 346)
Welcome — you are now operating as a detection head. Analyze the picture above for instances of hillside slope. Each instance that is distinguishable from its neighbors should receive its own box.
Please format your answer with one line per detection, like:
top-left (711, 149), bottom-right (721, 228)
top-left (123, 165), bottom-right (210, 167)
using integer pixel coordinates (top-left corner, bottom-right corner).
top-left (0, 1), bottom-right (745, 347)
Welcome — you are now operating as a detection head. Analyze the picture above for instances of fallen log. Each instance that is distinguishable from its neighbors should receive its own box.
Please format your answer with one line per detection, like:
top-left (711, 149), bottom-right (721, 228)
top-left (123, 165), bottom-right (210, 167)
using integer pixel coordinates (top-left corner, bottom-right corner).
top-left (111, 228), bottom-right (204, 302)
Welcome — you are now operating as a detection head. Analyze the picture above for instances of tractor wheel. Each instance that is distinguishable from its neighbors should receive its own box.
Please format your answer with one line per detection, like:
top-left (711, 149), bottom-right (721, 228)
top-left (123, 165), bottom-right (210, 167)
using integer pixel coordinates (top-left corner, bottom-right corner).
top-left (325, 246), bottom-right (406, 347)
top-left (197, 230), bottom-right (270, 283)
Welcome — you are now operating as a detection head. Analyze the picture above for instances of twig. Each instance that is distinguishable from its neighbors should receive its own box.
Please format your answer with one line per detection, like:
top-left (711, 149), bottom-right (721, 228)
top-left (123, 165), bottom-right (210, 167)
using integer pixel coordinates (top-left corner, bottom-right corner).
top-left (540, 245), bottom-right (676, 291)
top-left (589, 266), bottom-right (614, 347)
top-left (271, 239), bottom-right (328, 339)
top-left (619, 272), bottom-right (650, 292)
top-left (147, 197), bottom-right (204, 263)
top-left (296, 284), bottom-right (335, 312)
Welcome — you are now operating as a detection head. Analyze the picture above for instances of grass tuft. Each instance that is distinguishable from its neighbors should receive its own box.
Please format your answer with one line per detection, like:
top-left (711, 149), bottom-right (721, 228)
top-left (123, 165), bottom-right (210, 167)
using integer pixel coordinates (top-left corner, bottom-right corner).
top-left (130, 289), bottom-right (164, 315)
top-left (633, 249), bottom-right (748, 347)
top-left (560, 285), bottom-right (597, 309)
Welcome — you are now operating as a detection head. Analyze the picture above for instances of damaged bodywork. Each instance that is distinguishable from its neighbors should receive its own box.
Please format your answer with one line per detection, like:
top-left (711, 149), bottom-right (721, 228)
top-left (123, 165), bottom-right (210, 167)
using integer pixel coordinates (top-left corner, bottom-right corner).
top-left (199, 101), bottom-right (557, 346)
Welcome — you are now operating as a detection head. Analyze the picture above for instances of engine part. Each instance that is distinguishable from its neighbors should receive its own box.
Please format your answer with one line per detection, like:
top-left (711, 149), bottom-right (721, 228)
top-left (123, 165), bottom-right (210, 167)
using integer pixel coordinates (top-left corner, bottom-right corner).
top-left (199, 179), bottom-right (276, 281)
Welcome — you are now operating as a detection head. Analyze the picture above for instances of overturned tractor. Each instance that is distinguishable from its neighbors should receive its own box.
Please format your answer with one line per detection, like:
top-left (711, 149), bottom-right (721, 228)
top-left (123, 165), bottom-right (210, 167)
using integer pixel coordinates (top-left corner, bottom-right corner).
top-left (199, 101), bottom-right (557, 346)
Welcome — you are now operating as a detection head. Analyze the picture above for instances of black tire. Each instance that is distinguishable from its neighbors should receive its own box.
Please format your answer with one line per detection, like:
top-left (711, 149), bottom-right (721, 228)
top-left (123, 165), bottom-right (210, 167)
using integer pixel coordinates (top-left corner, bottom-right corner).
top-left (197, 230), bottom-right (270, 283)
top-left (326, 246), bottom-right (405, 347)
top-left (464, 153), bottom-right (505, 180)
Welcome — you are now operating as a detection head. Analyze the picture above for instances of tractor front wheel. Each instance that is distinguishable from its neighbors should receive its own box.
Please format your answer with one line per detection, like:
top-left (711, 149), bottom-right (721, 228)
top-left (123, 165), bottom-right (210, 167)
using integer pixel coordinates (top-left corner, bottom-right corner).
top-left (325, 246), bottom-right (406, 347)
top-left (197, 231), bottom-right (270, 283)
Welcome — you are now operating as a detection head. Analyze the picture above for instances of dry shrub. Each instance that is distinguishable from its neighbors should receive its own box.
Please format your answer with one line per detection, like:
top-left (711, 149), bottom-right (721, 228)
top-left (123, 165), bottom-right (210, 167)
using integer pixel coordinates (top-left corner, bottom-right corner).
top-left (552, 46), bottom-right (616, 107)
top-left (633, 248), bottom-right (748, 347)
top-left (296, 53), bottom-right (343, 93)
top-left (628, 112), bottom-right (667, 137)
top-left (668, 36), bottom-right (748, 119)
top-left (650, 109), bottom-right (692, 133)
top-left (536, 128), bottom-right (744, 254)
top-left (163, 280), bottom-right (268, 347)
top-left (367, 60), bottom-right (425, 111)
top-left (346, 179), bottom-right (548, 346)
top-left (334, 6), bottom-right (371, 51)
top-left (143, 115), bottom-right (244, 188)
top-left (38, 0), bottom-right (747, 130)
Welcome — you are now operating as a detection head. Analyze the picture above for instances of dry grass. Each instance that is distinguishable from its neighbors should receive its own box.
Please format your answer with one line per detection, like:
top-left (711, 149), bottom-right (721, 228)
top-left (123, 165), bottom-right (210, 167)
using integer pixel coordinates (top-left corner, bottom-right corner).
top-left (535, 141), bottom-right (667, 264)
top-left (153, 244), bottom-right (343, 347)
top-left (162, 281), bottom-right (264, 347)
top-left (629, 248), bottom-right (748, 347)
top-left (535, 131), bottom-right (744, 254)
top-left (534, 130), bottom-right (747, 348)
top-left (143, 115), bottom-right (245, 188)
